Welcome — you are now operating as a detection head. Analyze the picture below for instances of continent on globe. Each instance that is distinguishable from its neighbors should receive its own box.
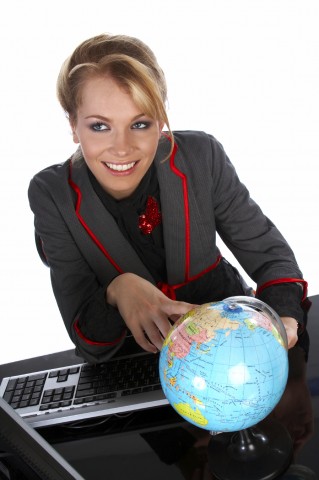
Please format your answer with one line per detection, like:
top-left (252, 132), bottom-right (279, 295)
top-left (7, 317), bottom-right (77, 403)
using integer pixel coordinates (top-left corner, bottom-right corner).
top-left (159, 296), bottom-right (288, 432)
top-left (174, 402), bottom-right (208, 427)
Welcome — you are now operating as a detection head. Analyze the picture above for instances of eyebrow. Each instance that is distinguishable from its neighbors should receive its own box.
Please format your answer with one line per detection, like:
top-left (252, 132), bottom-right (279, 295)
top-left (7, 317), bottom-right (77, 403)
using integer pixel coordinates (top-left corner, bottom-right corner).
top-left (84, 113), bottom-right (147, 121)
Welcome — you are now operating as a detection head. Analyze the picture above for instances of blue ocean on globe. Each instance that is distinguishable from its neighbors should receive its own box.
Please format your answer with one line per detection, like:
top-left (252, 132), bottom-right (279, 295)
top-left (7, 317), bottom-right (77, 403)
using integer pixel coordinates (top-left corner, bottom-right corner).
top-left (159, 297), bottom-right (288, 432)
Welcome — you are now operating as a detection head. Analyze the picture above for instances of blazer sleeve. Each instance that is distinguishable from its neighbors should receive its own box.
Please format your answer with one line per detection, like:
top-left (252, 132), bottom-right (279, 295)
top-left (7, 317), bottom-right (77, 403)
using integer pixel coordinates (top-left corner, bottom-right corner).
top-left (208, 135), bottom-right (304, 285)
top-left (205, 134), bottom-right (308, 322)
top-left (28, 175), bottom-right (126, 364)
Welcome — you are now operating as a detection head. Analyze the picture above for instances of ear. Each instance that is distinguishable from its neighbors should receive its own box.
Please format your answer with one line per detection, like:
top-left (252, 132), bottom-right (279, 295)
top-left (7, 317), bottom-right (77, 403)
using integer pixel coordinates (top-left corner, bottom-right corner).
top-left (158, 121), bottom-right (165, 137)
top-left (69, 118), bottom-right (80, 144)
top-left (72, 131), bottom-right (80, 144)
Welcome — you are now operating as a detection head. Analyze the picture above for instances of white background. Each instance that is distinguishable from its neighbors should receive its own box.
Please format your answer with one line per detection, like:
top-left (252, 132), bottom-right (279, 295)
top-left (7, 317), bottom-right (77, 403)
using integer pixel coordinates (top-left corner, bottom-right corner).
top-left (0, 0), bottom-right (318, 364)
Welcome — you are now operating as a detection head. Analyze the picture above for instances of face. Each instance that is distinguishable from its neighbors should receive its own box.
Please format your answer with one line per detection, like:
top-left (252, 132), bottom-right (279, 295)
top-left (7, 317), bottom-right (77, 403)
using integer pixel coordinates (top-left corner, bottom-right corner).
top-left (71, 76), bottom-right (163, 200)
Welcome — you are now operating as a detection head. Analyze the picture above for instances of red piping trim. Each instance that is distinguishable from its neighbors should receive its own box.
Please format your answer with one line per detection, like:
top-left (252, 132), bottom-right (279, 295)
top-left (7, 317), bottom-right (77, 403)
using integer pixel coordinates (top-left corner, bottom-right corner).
top-left (256, 278), bottom-right (308, 303)
top-left (158, 255), bottom-right (222, 300)
top-left (166, 138), bottom-right (191, 281)
top-left (68, 162), bottom-right (125, 344)
top-left (74, 318), bottom-right (126, 346)
top-left (68, 164), bottom-right (124, 274)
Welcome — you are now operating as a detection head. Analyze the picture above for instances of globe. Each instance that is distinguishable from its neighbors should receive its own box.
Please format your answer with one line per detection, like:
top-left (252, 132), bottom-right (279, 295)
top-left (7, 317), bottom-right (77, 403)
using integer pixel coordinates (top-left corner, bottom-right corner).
top-left (159, 296), bottom-right (289, 433)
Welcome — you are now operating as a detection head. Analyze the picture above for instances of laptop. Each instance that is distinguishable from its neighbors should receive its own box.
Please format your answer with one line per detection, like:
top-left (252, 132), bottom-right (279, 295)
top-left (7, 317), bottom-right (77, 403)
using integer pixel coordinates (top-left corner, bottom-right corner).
top-left (0, 338), bottom-right (168, 429)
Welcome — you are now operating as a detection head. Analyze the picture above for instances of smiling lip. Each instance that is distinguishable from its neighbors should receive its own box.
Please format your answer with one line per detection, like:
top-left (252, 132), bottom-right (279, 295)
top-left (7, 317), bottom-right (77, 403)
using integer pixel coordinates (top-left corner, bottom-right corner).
top-left (102, 161), bottom-right (138, 174)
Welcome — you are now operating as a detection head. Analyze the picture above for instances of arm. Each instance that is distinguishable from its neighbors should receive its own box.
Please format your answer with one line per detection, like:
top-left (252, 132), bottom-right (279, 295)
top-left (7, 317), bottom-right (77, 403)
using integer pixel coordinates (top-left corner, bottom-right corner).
top-left (209, 136), bottom-right (306, 341)
top-left (28, 176), bottom-right (126, 363)
top-left (257, 282), bottom-right (306, 348)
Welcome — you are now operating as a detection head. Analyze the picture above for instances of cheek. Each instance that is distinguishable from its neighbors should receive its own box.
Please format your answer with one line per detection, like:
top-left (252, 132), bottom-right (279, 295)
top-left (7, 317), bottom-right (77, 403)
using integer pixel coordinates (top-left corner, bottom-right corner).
top-left (80, 137), bottom-right (104, 160)
top-left (142, 136), bottom-right (160, 157)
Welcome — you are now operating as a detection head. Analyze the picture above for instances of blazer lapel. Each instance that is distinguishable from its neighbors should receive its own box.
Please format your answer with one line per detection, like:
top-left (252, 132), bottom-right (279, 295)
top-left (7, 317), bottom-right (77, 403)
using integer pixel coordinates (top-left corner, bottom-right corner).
top-left (69, 160), bottom-right (155, 284)
top-left (155, 142), bottom-right (187, 285)
top-left (156, 134), bottom-right (219, 285)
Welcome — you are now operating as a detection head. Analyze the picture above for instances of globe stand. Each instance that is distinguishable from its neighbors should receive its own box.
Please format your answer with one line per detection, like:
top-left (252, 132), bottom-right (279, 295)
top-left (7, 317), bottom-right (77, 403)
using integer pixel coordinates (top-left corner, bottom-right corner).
top-left (207, 418), bottom-right (293, 480)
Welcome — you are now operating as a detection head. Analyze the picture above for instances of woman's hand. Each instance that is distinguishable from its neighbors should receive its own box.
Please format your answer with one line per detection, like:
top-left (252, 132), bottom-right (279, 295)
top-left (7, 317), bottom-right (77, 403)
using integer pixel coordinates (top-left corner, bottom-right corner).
top-left (106, 273), bottom-right (194, 353)
top-left (281, 316), bottom-right (299, 349)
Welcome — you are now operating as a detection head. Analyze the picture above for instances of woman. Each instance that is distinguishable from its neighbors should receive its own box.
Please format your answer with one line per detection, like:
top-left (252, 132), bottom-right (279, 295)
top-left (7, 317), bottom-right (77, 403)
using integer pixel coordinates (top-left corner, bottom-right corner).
top-left (28, 34), bottom-right (308, 363)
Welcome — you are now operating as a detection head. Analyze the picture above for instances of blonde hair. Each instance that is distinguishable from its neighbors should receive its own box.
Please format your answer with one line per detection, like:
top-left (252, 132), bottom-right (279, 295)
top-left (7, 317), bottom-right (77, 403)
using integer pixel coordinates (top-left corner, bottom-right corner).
top-left (57, 34), bottom-right (174, 156)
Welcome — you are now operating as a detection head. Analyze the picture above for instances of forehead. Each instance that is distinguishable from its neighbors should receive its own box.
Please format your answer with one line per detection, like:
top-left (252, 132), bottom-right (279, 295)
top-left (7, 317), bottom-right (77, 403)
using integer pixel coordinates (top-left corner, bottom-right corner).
top-left (78, 75), bottom-right (138, 113)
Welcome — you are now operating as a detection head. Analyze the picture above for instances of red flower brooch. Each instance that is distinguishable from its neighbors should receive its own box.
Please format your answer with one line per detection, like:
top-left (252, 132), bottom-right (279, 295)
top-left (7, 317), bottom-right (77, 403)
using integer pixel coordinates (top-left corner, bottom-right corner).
top-left (138, 196), bottom-right (162, 234)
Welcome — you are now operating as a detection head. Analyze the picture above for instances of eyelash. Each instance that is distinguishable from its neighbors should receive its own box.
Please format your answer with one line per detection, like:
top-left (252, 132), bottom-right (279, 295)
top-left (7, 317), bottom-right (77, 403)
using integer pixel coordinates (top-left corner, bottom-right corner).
top-left (90, 122), bottom-right (108, 132)
top-left (132, 121), bottom-right (151, 130)
top-left (90, 121), bottom-right (151, 132)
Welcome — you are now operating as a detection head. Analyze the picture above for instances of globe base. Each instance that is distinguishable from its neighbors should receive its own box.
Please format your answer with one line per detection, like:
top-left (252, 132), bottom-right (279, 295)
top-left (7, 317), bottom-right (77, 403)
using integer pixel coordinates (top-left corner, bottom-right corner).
top-left (207, 418), bottom-right (293, 480)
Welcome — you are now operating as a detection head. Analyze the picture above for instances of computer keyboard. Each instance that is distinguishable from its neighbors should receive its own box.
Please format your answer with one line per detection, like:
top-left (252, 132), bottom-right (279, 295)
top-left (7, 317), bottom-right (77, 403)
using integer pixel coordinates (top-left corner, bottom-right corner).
top-left (0, 351), bottom-right (168, 428)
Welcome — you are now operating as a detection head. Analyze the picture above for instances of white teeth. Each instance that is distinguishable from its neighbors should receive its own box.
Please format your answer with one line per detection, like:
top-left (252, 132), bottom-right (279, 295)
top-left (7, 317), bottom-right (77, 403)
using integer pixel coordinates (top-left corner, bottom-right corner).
top-left (105, 162), bottom-right (136, 171)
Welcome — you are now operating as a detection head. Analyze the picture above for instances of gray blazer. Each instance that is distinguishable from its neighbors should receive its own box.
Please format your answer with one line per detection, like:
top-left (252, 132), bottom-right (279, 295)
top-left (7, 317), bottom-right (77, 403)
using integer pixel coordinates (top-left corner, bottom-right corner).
top-left (28, 131), bottom-right (303, 360)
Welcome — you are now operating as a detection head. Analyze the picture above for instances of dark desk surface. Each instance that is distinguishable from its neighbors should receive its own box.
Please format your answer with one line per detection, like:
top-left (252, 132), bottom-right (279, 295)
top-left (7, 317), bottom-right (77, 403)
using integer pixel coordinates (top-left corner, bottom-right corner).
top-left (1, 296), bottom-right (318, 480)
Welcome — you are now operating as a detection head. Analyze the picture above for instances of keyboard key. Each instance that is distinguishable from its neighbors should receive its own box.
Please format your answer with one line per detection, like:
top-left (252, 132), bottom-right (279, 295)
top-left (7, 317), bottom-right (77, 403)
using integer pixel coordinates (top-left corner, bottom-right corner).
top-left (21, 394), bottom-right (32, 402)
top-left (35, 379), bottom-right (45, 386)
top-left (31, 392), bottom-right (41, 400)
top-left (42, 398), bottom-right (52, 405)
top-left (83, 396), bottom-right (94, 403)
top-left (95, 394), bottom-right (107, 401)
top-left (15, 384), bottom-right (25, 391)
top-left (5, 379), bottom-right (17, 391)
top-left (131, 388), bottom-right (142, 394)
top-left (75, 388), bottom-right (95, 398)
top-left (78, 377), bottom-right (91, 385)
top-left (69, 367), bottom-right (79, 375)
top-left (77, 382), bottom-right (92, 390)
top-left (81, 365), bottom-right (94, 372)
top-left (106, 392), bottom-right (117, 399)
top-left (62, 392), bottom-right (73, 400)
top-left (3, 391), bottom-right (13, 403)
top-left (65, 386), bottom-right (75, 393)
top-left (26, 381), bottom-right (36, 388)
top-left (40, 404), bottom-right (50, 411)
top-left (43, 389), bottom-right (54, 397)
top-left (12, 395), bottom-right (22, 403)
top-left (97, 386), bottom-right (110, 394)
top-left (28, 373), bottom-right (47, 381)
top-left (142, 386), bottom-right (153, 392)
top-left (121, 390), bottom-right (131, 396)
top-left (53, 388), bottom-right (63, 395)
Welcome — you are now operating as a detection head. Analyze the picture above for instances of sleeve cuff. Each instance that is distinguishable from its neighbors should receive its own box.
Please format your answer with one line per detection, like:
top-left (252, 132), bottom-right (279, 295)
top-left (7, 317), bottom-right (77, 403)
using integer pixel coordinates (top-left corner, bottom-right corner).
top-left (256, 281), bottom-right (306, 326)
top-left (74, 318), bottom-right (126, 346)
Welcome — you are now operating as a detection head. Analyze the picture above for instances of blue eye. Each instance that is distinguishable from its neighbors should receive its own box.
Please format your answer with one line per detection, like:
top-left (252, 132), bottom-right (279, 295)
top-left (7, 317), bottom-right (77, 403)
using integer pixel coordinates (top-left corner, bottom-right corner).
top-left (91, 122), bottom-right (108, 132)
top-left (132, 121), bottom-right (151, 130)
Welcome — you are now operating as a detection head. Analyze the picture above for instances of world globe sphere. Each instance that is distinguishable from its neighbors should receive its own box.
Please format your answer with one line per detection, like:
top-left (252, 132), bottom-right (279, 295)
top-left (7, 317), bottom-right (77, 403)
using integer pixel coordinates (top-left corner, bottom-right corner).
top-left (159, 296), bottom-right (289, 433)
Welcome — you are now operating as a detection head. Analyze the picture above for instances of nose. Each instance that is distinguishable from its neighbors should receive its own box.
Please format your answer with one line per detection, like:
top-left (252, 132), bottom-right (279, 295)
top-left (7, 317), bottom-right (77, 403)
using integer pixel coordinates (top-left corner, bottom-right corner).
top-left (109, 130), bottom-right (133, 158)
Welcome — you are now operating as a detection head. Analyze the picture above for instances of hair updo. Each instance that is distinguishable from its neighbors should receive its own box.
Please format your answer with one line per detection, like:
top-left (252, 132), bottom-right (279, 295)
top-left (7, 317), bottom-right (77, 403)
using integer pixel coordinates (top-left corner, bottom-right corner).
top-left (57, 34), bottom-right (173, 152)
